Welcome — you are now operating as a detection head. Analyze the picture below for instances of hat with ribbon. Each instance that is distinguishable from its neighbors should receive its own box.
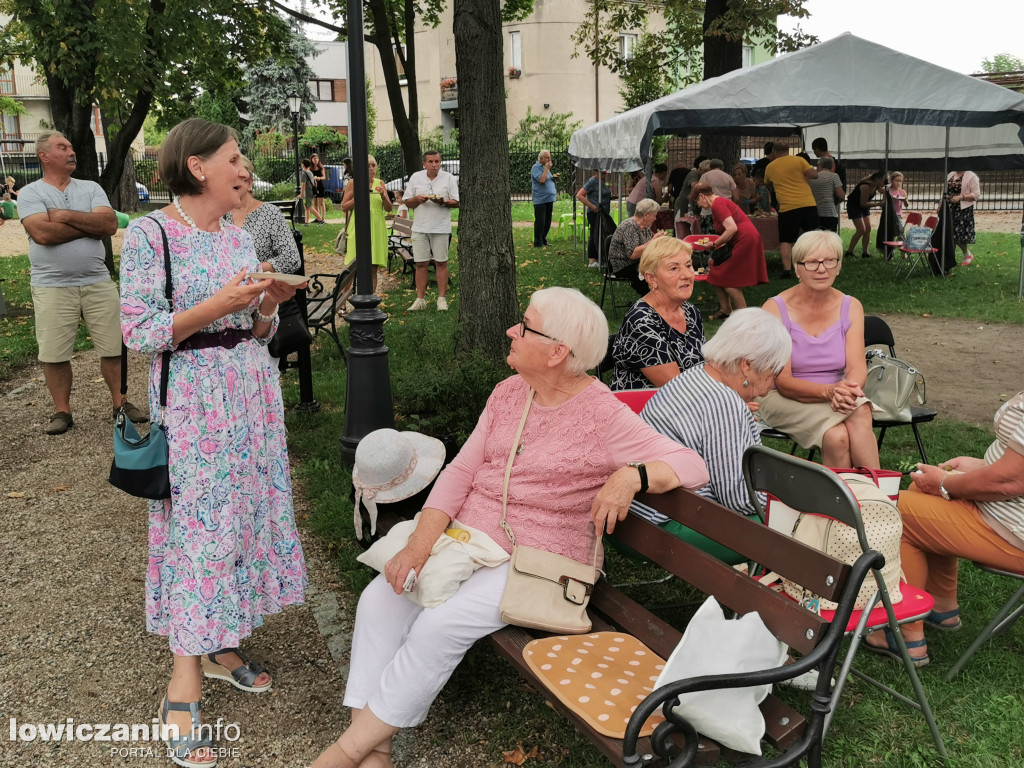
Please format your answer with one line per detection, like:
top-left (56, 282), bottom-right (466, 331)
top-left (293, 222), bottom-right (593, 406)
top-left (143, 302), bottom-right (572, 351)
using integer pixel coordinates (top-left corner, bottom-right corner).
top-left (352, 428), bottom-right (446, 539)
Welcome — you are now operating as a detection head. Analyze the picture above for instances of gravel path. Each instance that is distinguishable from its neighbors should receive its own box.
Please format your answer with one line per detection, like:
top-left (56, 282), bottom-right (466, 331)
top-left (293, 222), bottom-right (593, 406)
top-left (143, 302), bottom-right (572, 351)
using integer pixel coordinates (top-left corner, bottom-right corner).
top-left (0, 352), bottom-right (357, 767)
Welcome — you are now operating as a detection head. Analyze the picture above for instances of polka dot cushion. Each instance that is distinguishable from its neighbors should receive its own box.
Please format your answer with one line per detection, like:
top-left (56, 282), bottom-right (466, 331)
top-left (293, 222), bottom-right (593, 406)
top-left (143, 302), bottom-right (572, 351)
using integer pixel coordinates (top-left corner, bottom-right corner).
top-left (522, 632), bottom-right (666, 738)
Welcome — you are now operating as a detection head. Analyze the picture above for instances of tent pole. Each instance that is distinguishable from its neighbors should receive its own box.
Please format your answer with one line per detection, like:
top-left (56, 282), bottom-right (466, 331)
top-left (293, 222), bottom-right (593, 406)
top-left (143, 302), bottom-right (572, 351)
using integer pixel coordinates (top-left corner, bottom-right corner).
top-left (1018, 207), bottom-right (1023, 299)
top-left (618, 172), bottom-right (623, 227)
top-left (884, 123), bottom-right (890, 178)
top-left (941, 128), bottom-right (950, 277)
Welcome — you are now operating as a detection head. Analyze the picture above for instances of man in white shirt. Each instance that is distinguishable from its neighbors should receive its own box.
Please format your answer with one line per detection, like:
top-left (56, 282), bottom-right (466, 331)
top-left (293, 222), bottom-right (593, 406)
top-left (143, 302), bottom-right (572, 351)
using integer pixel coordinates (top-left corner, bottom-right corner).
top-left (403, 150), bottom-right (459, 311)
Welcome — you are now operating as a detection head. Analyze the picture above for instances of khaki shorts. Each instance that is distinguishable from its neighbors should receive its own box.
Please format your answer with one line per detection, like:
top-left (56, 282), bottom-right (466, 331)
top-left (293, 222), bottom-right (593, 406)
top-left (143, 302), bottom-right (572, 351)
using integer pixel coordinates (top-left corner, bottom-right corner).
top-left (32, 281), bottom-right (122, 362)
top-left (411, 232), bottom-right (451, 263)
top-left (755, 390), bottom-right (851, 450)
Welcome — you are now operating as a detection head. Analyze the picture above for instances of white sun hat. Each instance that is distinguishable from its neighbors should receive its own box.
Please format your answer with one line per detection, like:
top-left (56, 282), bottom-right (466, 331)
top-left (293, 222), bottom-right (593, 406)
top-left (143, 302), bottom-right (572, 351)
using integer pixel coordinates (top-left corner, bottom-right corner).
top-left (352, 428), bottom-right (446, 539)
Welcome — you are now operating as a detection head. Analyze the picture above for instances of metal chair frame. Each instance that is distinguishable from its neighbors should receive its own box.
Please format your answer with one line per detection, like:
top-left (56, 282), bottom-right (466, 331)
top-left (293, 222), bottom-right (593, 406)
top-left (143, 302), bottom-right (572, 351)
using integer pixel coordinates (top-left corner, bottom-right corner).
top-left (864, 315), bottom-right (938, 463)
top-left (743, 446), bottom-right (948, 763)
top-left (946, 563), bottom-right (1024, 681)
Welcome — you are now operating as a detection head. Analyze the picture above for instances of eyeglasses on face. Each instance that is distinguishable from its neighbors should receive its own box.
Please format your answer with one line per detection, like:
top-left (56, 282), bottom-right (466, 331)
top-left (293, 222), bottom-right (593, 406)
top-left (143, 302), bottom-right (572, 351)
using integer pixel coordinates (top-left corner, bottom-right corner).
top-left (519, 315), bottom-right (575, 356)
top-left (797, 257), bottom-right (840, 271)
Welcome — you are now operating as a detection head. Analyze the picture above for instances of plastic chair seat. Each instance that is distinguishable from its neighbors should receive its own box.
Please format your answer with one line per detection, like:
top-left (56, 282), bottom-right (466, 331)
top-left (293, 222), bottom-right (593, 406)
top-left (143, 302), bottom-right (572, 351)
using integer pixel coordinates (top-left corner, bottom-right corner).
top-left (821, 583), bottom-right (934, 632)
top-left (613, 389), bottom-right (657, 414)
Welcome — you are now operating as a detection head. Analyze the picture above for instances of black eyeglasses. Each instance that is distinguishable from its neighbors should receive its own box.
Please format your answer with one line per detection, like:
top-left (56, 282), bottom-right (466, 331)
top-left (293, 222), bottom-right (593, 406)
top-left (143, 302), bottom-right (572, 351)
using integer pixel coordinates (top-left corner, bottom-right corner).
top-left (797, 257), bottom-right (840, 271)
top-left (520, 315), bottom-right (574, 356)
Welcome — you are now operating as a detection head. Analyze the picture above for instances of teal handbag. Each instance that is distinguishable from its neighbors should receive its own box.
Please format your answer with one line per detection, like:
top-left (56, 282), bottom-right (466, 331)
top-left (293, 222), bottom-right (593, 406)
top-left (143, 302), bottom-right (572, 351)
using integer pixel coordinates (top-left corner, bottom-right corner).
top-left (109, 216), bottom-right (172, 500)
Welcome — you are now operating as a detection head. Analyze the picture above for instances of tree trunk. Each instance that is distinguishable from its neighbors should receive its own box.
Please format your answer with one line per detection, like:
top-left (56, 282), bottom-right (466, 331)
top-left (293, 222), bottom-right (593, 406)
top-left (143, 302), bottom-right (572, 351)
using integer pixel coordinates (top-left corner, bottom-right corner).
top-left (700, 0), bottom-right (741, 165)
top-left (367, 0), bottom-right (421, 175)
top-left (46, 74), bottom-right (101, 182)
top-left (453, 0), bottom-right (519, 364)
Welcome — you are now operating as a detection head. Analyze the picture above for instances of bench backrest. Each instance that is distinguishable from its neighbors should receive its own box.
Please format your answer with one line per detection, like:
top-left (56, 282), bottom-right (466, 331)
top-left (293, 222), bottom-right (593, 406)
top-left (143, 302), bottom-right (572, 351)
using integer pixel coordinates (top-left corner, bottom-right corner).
top-left (613, 487), bottom-right (848, 656)
top-left (268, 199), bottom-right (298, 227)
top-left (391, 217), bottom-right (413, 238)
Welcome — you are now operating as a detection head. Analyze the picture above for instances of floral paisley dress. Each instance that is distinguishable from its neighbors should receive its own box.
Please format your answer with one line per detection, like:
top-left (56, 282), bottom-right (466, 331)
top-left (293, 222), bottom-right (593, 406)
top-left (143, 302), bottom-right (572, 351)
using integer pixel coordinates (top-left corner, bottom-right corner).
top-left (120, 212), bottom-right (307, 656)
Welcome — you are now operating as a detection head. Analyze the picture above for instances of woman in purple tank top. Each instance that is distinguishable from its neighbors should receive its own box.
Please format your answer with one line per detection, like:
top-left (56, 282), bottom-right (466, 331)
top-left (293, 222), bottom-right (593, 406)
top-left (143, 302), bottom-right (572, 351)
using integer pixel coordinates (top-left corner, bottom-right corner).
top-left (756, 231), bottom-right (879, 468)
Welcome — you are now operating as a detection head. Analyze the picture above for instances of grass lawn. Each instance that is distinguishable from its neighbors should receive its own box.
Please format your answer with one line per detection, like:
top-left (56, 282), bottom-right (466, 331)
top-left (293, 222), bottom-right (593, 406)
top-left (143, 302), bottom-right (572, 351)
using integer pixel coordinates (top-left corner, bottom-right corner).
top-left (3, 216), bottom-right (1023, 765)
top-left (273, 223), bottom-right (1023, 767)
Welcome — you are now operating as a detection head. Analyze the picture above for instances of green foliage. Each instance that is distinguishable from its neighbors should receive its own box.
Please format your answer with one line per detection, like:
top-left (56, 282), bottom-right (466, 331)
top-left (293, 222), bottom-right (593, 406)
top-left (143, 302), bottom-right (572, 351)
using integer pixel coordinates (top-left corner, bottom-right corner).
top-left (572, 0), bottom-right (816, 84)
top-left (618, 32), bottom-right (673, 111)
top-left (507, 143), bottom-right (575, 197)
top-left (243, 21), bottom-right (319, 132)
top-left (0, 96), bottom-right (27, 117)
top-left (194, 90), bottom-right (245, 134)
top-left (365, 76), bottom-right (377, 141)
top-left (264, 181), bottom-right (297, 202)
top-left (142, 114), bottom-right (167, 147)
top-left (981, 53), bottom-right (1024, 73)
top-left (134, 157), bottom-right (160, 187)
top-left (299, 125), bottom-right (348, 158)
top-left (509, 107), bottom-right (583, 146)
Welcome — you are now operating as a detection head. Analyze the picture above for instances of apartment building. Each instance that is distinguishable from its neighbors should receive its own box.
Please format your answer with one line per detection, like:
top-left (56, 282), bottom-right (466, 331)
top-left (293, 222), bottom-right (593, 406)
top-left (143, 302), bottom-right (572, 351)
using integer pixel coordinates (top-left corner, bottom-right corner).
top-left (307, 40), bottom-right (350, 134)
top-left (363, 0), bottom-right (773, 143)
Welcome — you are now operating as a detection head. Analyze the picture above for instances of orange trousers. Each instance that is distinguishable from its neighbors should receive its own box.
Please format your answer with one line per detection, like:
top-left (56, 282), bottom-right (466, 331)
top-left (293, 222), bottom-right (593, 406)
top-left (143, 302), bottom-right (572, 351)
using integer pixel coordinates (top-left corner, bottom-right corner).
top-left (899, 488), bottom-right (1024, 619)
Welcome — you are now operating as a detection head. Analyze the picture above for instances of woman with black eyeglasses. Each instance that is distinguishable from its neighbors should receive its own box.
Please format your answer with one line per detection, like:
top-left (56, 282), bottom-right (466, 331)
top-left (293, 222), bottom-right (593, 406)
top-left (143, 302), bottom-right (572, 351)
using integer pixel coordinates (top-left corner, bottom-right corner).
top-left (314, 287), bottom-right (709, 768)
top-left (757, 230), bottom-right (880, 468)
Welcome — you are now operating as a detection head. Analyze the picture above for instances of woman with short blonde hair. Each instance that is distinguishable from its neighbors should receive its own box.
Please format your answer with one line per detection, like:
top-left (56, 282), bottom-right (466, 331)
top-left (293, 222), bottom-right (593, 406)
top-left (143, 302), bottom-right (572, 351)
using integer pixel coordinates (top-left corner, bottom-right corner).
top-left (611, 236), bottom-right (704, 391)
top-left (758, 230), bottom-right (879, 468)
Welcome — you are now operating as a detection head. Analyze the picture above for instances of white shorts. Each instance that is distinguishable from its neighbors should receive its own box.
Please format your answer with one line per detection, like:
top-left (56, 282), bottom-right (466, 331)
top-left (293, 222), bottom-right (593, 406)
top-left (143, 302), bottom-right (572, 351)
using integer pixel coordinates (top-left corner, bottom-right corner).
top-left (411, 232), bottom-right (451, 263)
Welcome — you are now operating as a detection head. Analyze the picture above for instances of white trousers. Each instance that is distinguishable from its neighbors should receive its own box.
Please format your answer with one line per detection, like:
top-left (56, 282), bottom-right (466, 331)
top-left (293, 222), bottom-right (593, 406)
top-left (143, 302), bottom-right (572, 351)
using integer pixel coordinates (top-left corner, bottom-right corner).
top-left (343, 562), bottom-right (510, 728)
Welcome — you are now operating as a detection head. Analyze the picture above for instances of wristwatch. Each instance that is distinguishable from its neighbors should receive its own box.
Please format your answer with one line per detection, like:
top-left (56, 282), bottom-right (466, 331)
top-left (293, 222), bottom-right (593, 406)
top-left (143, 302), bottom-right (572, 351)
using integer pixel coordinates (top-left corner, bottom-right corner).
top-left (627, 462), bottom-right (649, 494)
top-left (939, 475), bottom-right (951, 501)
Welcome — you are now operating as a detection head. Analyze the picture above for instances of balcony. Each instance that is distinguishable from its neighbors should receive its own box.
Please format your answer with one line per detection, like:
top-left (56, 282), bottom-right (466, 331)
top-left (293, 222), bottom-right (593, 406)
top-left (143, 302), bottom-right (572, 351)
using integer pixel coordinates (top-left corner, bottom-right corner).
top-left (440, 77), bottom-right (458, 108)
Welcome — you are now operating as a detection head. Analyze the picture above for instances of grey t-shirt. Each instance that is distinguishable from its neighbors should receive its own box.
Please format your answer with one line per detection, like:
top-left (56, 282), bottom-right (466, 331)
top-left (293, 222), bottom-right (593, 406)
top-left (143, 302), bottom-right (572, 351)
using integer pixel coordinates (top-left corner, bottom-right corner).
top-left (19, 178), bottom-right (112, 287)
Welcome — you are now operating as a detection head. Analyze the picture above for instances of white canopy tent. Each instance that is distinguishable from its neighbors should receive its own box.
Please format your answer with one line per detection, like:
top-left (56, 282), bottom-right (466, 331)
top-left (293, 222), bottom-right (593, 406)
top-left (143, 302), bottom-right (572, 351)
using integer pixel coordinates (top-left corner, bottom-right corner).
top-left (568, 32), bottom-right (1024, 173)
top-left (569, 32), bottom-right (1024, 295)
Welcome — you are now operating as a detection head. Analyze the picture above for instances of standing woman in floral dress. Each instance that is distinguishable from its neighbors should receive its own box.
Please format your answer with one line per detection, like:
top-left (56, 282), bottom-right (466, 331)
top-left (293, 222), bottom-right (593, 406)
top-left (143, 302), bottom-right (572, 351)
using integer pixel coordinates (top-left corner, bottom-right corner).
top-left (942, 169), bottom-right (980, 266)
top-left (120, 118), bottom-right (308, 768)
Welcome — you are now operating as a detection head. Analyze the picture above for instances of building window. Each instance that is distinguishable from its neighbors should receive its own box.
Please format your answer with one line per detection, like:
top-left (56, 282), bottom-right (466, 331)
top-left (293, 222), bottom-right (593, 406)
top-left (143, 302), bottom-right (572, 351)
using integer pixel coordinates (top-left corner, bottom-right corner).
top-left (620, 33), bottom-right (637, 62)
top-left (509, 31), bottom-right (522, 72)
top-left (310, 80), bottom-right (334, 101)
top-left (0, 66), bottom-right (14, 95)
top-left (1, 113), bottom-right (20, 152)
top-left (395, 48), bottom-right (408, 86)
top-left (742, 45), bottom-right (753, 69)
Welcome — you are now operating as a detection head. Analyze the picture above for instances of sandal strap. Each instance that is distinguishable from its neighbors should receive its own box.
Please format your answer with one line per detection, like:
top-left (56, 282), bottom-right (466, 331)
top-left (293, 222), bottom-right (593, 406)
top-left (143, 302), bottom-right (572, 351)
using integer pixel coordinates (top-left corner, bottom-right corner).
top-left (161, 697), bottom-right (212, 756)
top-left (208, 647), bottom-right (265, 687)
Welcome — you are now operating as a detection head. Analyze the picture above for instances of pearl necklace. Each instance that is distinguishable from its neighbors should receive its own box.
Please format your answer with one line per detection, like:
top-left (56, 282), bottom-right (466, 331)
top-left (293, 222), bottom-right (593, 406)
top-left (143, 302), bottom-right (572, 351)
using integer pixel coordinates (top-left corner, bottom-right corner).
top-left (173, 196), bottom-right (197, 229)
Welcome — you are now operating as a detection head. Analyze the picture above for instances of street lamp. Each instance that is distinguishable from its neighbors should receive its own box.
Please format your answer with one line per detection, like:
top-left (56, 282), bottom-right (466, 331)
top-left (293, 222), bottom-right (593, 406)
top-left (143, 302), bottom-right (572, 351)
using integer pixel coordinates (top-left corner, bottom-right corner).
top-left (288, 93), bottom-right (302, 199)
top-left (338, 0), bottom-right (395, 467)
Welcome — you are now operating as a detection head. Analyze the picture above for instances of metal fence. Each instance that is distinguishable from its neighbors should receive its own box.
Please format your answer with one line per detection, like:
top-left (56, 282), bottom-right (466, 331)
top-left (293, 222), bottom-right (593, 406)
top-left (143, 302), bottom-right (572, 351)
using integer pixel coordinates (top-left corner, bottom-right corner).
top-left (4, 136), bottom-right (1024, 211)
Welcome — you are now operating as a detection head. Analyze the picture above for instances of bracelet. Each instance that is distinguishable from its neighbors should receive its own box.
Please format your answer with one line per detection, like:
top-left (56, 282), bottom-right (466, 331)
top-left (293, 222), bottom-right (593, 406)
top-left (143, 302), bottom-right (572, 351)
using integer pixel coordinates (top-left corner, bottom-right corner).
top-left (254, 304), bottom-right (278, 324)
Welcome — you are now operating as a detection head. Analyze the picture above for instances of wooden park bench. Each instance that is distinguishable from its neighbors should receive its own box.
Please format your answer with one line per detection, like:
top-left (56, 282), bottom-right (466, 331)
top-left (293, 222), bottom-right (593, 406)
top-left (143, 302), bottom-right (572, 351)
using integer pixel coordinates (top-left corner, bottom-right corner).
top-left (490, 483), bottom-right (880, 766)
top-left (267, 198), bottom-right (355, 361)
top-left (362, 485), bottom-right (878, 765)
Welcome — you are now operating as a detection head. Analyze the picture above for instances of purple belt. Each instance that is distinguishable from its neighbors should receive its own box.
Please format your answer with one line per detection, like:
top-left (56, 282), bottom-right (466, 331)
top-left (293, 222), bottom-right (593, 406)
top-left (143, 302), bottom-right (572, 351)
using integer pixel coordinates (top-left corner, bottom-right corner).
top-left (178, 328), bottom-right (253, 351)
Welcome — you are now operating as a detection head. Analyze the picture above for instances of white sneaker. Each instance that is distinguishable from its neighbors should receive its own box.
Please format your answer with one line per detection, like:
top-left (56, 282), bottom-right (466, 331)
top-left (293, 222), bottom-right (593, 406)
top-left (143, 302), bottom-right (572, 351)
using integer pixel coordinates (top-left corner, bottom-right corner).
top-left (437, 296), bottom-right (448, 311)
top-left (408, 298), bottom-right (427, 311)
top-left (588, 261), bottom-right (600, 269)
top-left (782, 668), bottom-right (835, 691)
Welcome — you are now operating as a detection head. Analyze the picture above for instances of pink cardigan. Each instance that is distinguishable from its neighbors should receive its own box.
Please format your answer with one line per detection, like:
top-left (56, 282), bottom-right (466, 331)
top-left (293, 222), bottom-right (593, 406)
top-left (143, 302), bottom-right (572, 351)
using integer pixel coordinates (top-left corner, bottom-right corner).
top-left (948, 171), bottom-right (981, 210)
top-left (424, 375), bottom-right (709, 565)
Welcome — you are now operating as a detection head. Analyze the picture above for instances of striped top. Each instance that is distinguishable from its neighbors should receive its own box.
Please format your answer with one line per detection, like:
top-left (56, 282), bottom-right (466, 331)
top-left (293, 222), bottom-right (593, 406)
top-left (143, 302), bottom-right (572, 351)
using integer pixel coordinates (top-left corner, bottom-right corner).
top-left (631, 364), bottom-right (760, 522)
top-left (978, 391), bottom-right (1024, 549)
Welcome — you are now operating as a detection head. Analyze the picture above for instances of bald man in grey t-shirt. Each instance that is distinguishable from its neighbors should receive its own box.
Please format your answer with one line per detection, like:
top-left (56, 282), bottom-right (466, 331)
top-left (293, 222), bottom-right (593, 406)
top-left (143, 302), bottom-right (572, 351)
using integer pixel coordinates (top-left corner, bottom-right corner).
top-left (19, 131), bottom-right (146, 435)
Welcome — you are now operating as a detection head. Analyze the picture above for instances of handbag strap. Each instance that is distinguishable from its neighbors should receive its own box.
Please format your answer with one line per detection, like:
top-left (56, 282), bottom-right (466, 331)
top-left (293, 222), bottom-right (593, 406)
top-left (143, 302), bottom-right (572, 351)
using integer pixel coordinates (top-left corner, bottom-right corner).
top-left (120, 216), bottom-right (172, 414)
top-left (499, 387), bottom-right (601, 574)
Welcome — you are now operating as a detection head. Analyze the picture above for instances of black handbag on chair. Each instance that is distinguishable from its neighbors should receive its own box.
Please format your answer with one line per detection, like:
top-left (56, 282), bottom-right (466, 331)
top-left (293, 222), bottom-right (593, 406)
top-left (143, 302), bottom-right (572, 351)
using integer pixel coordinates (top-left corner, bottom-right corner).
top-left (268, 296), bottom-right (312, 358)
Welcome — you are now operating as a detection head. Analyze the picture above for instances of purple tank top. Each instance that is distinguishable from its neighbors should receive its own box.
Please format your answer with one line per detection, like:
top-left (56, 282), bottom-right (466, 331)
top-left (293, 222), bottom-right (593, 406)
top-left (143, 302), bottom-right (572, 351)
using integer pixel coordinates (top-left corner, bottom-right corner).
top-left (774, 294), bottom-right (852, 384)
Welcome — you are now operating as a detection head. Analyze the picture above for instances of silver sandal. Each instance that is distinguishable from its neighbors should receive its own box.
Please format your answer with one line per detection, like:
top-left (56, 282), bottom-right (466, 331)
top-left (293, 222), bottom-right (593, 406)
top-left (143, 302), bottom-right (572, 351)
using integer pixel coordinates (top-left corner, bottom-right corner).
top-left (201, 647), bottom-right (272, 693)
top-left (158, 696), bottom-right (217, 768)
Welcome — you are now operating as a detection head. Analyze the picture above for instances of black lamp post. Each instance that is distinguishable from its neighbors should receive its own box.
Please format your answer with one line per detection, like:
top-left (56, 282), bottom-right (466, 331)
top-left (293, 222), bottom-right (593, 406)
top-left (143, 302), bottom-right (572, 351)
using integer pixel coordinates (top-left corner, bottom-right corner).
top-left (288, 93), bottom-right (302, 199)
top-left (338, 0), bottom-right (395, 467)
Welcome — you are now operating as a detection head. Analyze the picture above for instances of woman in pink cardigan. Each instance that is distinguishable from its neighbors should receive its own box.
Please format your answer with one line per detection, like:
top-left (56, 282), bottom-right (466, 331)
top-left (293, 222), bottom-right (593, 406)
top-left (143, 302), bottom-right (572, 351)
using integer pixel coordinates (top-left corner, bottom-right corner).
top-left (940, 170), bottom-right (981, 266)
top-left (314, 287), bottom-right (709, 768)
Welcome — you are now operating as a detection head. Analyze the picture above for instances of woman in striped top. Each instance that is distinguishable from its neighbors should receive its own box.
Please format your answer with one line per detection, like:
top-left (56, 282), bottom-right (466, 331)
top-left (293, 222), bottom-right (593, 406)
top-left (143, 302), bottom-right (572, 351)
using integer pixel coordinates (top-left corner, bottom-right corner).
top-left (865, 391), bottom-right (1024, 667)
top-left (635, 308), bottom-right (792, 562)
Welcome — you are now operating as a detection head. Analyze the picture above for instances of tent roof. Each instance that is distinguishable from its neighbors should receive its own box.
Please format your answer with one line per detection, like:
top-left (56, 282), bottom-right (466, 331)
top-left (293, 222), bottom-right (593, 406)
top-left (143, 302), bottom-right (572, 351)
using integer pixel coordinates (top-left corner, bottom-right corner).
top-left (568, 33), bottom-right (1024, 172)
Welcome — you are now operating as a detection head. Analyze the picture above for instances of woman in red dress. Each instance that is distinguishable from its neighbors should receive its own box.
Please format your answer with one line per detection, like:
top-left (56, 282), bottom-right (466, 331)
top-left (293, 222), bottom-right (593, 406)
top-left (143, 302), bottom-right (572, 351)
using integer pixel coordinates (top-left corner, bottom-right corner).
top-left (690, 181), bottom-right (769, 320)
